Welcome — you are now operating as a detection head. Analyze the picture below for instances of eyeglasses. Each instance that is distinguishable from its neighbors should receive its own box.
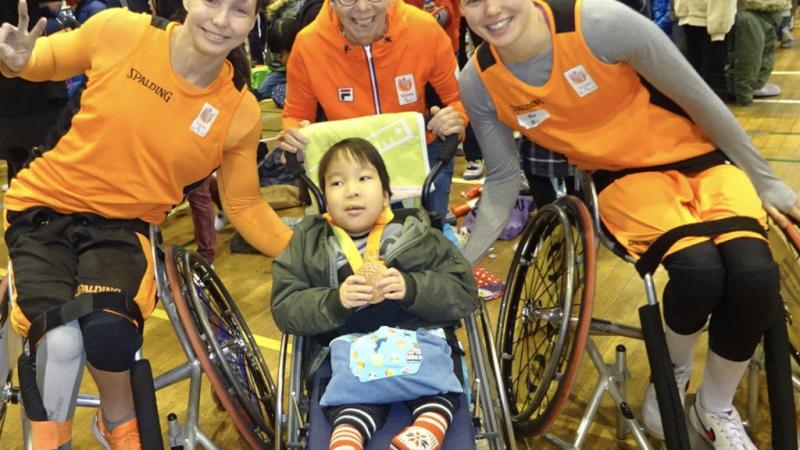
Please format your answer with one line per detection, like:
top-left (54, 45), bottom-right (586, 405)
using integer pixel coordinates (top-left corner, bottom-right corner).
top-left (336, 0), bottom-right (384, 7)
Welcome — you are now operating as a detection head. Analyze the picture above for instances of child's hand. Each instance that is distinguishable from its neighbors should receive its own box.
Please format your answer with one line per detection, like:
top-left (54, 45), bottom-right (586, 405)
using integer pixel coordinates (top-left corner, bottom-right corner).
top-left (339, 275), bottom-right (372, 309)
top-left (376, 268), bottom-right (406, 300)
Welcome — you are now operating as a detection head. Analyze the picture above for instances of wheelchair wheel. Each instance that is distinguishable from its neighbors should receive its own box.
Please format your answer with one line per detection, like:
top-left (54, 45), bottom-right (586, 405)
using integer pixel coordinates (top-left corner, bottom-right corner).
top-left (497, 196), bottom-right (595, 436)
top-left (166, 247), bottom-right (276, 449)
top-left (0, 276), bottom-right (10, 437)
top-left (778, 220), bottom-right (800, 366)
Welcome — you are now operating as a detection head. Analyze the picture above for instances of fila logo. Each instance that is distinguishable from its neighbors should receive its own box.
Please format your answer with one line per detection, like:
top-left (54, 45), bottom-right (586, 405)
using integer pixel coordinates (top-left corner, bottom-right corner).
top-left (338, 87), bottom-right (354, 102)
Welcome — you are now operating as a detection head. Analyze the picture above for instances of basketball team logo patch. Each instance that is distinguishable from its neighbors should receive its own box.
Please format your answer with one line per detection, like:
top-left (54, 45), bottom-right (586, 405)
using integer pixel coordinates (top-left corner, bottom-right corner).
top-left (395, 74), bottom-right (417, 105)
top-left (563, 65), bottom-right (598, 97)
top-left (190, 103), bottom-right (219, 137)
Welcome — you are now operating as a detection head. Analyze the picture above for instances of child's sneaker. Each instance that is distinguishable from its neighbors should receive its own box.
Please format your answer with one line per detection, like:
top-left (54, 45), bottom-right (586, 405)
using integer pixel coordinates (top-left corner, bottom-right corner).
top-left (92, 411), bottom-right (141, 450)
top-left (689, 398), bottom-right (756, 450)
top-left (641, 367), bottom-right (690, 440)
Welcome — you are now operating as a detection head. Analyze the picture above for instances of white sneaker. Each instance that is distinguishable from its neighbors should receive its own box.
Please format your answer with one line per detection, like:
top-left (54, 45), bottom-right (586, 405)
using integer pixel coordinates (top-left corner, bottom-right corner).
top-left (689, 398), bottom-right (757, 450)
top-left (642, 368), bottom-right (691, 440)
top-left (463, 159), bottom-right (484, 180)
top-left (752, 82), bottom-right (782, 98)
top-left (214, 211), bottom-right (228, 231)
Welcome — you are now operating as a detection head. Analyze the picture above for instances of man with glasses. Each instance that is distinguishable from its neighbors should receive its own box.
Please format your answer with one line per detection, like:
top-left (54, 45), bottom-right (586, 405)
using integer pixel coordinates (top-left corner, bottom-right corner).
top-left (277, 0), bottom-right (466, 223)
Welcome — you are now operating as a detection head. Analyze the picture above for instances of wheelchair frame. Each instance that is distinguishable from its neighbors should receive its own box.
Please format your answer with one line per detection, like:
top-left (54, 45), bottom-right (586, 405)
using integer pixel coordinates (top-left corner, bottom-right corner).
top-left (0, 225), bottom-right (275, 449)
top-left (496, 173), bottom-right (799, 449)
top-left (275, 135), bottom-right (517, 450)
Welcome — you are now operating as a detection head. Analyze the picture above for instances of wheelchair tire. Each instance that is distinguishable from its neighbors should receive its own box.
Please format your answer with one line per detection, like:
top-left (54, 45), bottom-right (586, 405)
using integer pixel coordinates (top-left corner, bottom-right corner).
top-left (777, 220), bottom-right (800, 366)
top-left (166, 247), bottom-right (276, 449)
top-left (497, 196), bottom-right (595, 436)
top-left (0, 276), bottom-right (9, 437)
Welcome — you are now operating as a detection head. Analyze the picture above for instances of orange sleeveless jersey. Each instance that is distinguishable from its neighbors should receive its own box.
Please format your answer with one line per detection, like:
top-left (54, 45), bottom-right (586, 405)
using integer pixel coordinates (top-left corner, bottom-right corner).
top-left (473, 0), bottom-right (716, 171)
top-left (4, 11), bottom-right (265, 226)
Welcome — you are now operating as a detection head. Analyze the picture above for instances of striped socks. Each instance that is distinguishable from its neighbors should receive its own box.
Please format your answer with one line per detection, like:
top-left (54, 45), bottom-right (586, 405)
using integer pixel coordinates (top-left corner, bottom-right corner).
top-left (390, 411), bottom-right (449, 450)
top-left (329, 423), bottom-right (364, 450)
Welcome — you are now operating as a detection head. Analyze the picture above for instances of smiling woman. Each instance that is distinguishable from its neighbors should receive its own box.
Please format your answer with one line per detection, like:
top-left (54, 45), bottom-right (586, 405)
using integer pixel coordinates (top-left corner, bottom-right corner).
top-left (458, 0), bottom-right (800, 448)
top-left (0, 0), bottom-right (288, 447)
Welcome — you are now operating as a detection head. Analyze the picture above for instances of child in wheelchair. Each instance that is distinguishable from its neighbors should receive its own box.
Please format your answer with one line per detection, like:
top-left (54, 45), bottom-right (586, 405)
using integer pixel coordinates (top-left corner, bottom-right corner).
top-left (271, 137), bottom-right (479, 450)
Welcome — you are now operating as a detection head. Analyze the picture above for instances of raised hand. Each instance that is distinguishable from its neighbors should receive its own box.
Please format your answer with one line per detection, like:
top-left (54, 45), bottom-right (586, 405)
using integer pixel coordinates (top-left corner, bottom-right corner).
top-left (0, 0), bottom-right (46, 73)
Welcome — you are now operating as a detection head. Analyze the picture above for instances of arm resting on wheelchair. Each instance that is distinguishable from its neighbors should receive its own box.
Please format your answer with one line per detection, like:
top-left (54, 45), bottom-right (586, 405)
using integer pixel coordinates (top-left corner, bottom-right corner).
top-left (218, 113), bottom-right (292, 257)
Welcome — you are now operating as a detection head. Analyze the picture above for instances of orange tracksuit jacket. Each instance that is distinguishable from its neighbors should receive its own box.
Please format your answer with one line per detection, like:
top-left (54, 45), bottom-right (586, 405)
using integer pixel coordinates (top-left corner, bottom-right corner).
top-left (283, 0), bottom-right (466, 140)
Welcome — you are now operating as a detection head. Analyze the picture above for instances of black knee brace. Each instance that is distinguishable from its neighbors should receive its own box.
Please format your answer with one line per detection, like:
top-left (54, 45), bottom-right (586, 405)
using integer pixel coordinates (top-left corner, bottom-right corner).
top-left (80, 310), bottom-right (142, 372)
top-left (662, 264), bottom-right (726, 335)
top-left (709, 262), bottom-right (781, 361)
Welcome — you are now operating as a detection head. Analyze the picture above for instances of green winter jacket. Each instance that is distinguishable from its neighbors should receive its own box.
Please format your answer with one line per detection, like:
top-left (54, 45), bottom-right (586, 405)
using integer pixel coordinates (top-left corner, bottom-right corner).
top-left (271, 209), bottom-right (479, 337)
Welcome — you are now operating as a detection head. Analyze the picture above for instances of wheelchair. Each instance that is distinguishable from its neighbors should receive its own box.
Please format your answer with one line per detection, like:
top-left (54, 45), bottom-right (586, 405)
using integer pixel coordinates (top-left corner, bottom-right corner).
top-left (0, 224), bottom-right (276, 449)
top-left (275, 135), bottom-right (517, 450)
top-left (496, 173), bottom-right (799, 449)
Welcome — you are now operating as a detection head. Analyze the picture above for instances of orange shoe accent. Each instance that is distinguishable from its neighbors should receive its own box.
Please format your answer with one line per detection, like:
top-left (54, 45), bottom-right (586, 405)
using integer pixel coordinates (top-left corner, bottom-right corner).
top-left (93, 410), bottom-right (141, 450)
top-left (30, 419), bottom-right (72, 450)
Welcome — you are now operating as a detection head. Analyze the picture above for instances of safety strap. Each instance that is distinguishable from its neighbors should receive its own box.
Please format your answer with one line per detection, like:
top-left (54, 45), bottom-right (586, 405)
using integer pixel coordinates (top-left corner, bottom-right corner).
top-left (592, 149), bottom-right (730, 194)
top-left (27, 292), bottom-right (144, 346)
top-left (634, 217), bottom-right (767, 278)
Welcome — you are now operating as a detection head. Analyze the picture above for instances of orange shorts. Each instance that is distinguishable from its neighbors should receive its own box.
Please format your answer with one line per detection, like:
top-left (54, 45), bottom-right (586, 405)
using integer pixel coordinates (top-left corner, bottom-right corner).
top-left (598, 164), bottom-right (767, 258)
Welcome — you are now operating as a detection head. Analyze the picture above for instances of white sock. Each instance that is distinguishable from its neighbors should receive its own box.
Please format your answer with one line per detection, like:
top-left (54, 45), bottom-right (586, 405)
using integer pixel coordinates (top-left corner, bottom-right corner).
top-left (697, 350), bottom-right (748, 413)
top-left (664, 324), bottom-right (702, 373)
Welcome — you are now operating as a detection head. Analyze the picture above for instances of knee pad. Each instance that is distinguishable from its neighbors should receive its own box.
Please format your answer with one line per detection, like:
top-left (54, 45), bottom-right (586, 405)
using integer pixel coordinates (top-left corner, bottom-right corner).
top-left (663, 264), bottom-right (725, 334)
top-left (726, 262), bottom-right (781, 336)
top-left (80, 310), bottom-right (141, 372)
top-left (22, 322), bottom-right (85, 423)
top-left (709, 262), bottom-right (781, 361)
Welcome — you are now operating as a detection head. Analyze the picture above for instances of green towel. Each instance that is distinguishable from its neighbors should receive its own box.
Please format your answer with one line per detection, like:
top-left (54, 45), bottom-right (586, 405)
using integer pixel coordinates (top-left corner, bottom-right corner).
top-left (301, 112), bottom-right (430, 201)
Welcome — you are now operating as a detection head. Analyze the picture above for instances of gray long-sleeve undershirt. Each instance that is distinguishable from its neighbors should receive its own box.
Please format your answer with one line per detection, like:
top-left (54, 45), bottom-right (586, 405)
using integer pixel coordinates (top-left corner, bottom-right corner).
top-left (459, 0), bottom-right (797, 265)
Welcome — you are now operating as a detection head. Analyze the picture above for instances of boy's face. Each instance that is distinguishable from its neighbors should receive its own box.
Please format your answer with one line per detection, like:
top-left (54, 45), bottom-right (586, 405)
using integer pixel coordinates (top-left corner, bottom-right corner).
top-left (324, 153), bottom-right (389, 235)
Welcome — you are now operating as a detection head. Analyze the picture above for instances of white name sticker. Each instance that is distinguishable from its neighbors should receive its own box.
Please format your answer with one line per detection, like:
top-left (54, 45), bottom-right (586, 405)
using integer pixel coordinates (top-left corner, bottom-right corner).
top-left (190, 103), bottom-right (220, 138)
top-left (564, 65), bottom-right (598, 97)
top-left (516, 109), bottom-right (550, 129)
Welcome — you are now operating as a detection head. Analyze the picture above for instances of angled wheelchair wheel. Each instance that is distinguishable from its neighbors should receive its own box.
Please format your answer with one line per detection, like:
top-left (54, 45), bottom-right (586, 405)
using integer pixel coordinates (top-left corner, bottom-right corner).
top-left (497, 196), bottom-right (596, 436)
top-left (0, 276), bottom-right (10, 437)
top-left (166, 247), bottom-right (276, 449)
top-left (775, 219), bottom-right (800, 366)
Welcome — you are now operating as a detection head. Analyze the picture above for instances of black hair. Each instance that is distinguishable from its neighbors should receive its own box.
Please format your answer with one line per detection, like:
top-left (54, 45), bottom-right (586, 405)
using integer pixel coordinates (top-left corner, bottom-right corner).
top-left (266, 17), bottom-right (299, 55)
top-left (318, 138), bottom-right (393, 199)
top-left (152, 0), bottom-right (186, 22)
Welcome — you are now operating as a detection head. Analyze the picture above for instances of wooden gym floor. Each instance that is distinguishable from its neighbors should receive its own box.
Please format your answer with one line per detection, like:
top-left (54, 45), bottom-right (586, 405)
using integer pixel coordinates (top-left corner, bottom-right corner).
top-left (2, 37), bottom-right (800, 450)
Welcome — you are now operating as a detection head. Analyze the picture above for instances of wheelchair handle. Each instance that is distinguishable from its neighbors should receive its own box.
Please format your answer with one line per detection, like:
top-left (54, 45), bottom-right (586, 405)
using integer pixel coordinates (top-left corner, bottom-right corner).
top-left (283, 150), bottom-right (305, 179)
top-left (422, 134), bottom-right (459, 216)
top-left (436, 134), bottom-right (460, 164)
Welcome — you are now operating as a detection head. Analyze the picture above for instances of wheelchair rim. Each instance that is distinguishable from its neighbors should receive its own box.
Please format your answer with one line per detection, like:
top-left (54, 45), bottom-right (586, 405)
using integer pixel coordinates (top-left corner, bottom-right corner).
top-left (777, 220), bottom-right (800, 365)
top-left (181, 252), bottom-right (276, 436)
top-left (497, 196), bottom-right (595, 436)
top-left (166, 247), bottom-right (273, 449)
